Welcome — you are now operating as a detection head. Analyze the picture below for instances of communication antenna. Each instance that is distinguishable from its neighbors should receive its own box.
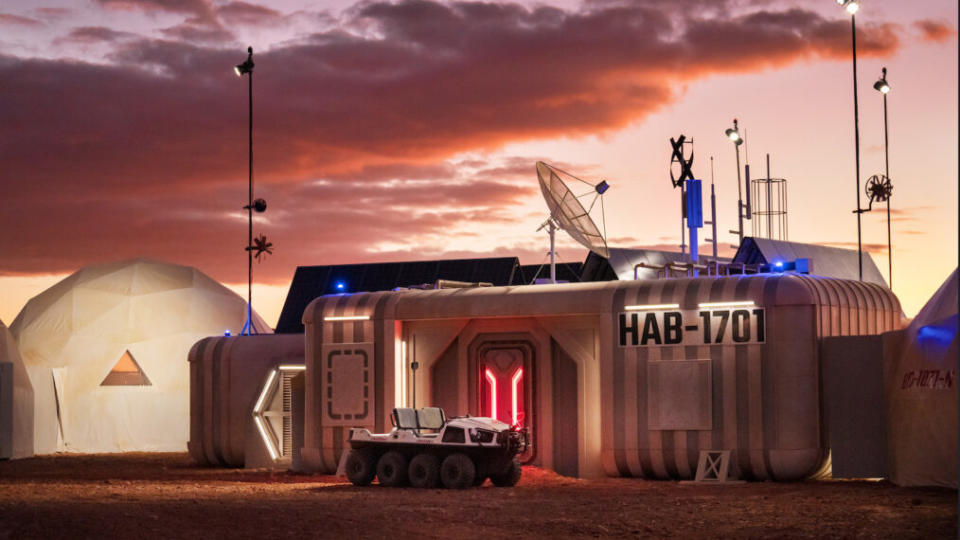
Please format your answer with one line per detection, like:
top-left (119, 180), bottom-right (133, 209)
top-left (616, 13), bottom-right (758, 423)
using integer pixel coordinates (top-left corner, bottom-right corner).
top-left (704, 157), bottom-right (718, 261)
top-left (744, 129), bottom-right (752, 223)
top-left (535, 162), bottom-right (611, 283)
top-left (744, 129), bottom-right (749, 164)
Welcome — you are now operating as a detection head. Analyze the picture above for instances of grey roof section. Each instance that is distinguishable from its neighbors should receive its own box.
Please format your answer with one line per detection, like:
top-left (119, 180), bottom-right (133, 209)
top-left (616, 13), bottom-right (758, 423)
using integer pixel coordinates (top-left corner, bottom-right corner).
top-left (519, 262), bottom-right (582, 284)
top-left (733, 237), bottom-right (888, 287)
top-left (594, 247), bottom-right (731, 281)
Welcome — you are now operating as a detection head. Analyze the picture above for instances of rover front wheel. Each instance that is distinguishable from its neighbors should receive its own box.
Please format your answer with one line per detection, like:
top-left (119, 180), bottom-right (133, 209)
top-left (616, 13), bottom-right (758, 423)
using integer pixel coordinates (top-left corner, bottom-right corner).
top-left (440, 453), bottom-right (476, 489)
top-left (408, 453), bottom-right (440, 488)
top-left (490, 457), bottom-right (522, 487)
top-left (345, 449), bottom-right (376, 486)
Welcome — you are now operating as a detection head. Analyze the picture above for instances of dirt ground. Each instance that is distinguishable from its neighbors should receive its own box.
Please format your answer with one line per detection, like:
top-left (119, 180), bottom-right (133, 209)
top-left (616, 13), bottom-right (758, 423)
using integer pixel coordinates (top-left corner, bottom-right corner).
top-left (0, 453), bottom-right (955, 539)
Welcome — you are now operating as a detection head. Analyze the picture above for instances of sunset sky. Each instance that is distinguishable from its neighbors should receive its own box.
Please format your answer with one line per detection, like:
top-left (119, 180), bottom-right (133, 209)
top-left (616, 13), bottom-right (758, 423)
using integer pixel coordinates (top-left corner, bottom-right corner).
top-left (0, 0), bottom-right (956, 327)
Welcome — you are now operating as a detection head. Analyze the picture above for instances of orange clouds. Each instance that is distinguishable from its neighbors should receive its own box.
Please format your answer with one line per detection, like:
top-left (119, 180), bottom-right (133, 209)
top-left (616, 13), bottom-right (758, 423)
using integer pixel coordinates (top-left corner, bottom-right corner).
top-left (0, 0), bottom-right (916, 284)
top-left (0, 13), bottom-right (43, 26)
top-left (915, 20), bottom-right (956, 43)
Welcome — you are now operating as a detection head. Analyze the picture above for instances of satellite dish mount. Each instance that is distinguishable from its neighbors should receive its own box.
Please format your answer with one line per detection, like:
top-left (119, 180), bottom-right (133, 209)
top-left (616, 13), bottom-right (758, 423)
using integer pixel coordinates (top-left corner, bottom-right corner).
top-left (536, 218), bottom-right (560, 283)
top-left (535, 162), bottom-right (611, 283)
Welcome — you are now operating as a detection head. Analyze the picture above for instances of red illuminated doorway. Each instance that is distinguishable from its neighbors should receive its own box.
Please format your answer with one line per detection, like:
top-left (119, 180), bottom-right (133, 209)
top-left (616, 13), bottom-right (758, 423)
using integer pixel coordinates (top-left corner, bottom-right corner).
top-left (479, 348), bottom-right (527, 428)
top-left (476, 341), bottom-right (535, 462)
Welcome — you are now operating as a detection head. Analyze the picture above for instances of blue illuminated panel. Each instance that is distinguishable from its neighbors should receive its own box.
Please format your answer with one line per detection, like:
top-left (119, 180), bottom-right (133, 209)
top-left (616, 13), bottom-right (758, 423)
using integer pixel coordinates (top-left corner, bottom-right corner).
top-left (685, 179), bottom-right (703, 228)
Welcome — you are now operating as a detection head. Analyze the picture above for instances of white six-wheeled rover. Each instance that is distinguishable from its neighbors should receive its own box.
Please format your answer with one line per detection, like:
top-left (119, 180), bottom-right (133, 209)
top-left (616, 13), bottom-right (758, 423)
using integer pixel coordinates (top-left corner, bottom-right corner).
top-left (343, 407), bottom-right (527, 489)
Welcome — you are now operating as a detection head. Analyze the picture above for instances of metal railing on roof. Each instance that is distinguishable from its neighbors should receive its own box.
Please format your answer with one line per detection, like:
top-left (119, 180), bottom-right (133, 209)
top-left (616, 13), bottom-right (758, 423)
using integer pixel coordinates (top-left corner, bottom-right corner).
top-left (633, 261), bottom-right (763, 280)
top-left (400, 280), bottom-right (494, 290)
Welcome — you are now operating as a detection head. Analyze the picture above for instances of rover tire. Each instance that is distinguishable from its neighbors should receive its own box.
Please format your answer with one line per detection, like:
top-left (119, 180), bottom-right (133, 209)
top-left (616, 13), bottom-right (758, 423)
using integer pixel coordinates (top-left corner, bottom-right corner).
top-left (490, 457), bottom-right (522, 487)
top-left (408, 454), bottom-right (440, 488)
top-left (345, 449), bottom-right (376, 486)
top-left (440, 453), bottom-right (476, 489)
top-left (376, 451), bottom-right (409, 487)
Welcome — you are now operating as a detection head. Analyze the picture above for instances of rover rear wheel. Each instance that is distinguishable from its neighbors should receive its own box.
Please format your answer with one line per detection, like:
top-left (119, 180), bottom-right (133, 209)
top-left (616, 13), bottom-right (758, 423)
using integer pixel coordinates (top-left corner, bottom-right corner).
top-left (345, 449), bottom-right (376, 486)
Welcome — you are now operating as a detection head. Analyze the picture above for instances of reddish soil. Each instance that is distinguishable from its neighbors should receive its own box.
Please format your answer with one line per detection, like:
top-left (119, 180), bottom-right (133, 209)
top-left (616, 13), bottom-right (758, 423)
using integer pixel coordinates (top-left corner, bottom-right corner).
top-left (0, 453), bottom-right (955, 539)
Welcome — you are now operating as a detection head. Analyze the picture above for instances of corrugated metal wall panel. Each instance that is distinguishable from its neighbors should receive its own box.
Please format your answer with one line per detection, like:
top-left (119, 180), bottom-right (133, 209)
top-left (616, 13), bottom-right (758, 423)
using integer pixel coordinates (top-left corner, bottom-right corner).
top-left (301, 291), bottom-right (396, 474)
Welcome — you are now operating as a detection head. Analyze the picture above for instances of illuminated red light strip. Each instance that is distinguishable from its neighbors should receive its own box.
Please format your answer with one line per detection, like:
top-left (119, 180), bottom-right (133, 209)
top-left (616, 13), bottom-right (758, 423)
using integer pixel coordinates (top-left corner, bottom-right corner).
top-left (511, 368), bottom-right (523, 427)
top-left (484, 368), bottom-right (497, 421)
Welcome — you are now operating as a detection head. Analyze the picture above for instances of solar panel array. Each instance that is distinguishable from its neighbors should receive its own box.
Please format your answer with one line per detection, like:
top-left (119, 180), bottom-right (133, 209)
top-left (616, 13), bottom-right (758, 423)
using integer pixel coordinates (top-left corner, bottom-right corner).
top-left (275, 257), bottom-right (523, 333)
top-left (518, 262), bottom-right (583, 284)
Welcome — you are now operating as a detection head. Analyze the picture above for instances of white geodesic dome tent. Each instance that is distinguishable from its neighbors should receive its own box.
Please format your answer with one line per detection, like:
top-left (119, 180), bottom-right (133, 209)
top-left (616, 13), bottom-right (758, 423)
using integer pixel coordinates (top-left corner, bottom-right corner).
top-left (9, 258), bottom-right (270, 453)
top-left (1, 319), bottom-right (34, 459)
top-left (884, 269), bottom-right (958, 488)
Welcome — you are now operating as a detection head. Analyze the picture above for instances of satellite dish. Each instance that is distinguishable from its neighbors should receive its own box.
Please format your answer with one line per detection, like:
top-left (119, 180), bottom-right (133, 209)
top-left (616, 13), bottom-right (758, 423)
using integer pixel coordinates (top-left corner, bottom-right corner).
top-left (535, 161), bottom-right (610, 282)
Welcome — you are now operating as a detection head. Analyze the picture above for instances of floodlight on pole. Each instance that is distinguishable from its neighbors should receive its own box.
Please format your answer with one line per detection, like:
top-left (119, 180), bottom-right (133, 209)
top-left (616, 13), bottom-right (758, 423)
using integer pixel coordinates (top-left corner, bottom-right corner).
top-left (873, 68), bottom-right (890, 94)
top-left (836, 0), bottom-right (860, 13)
top-left (838, 0), bottom-right (864, 281)
top-left (725, 121), bottom-right (743, 145)
top-left (726, 118), bottom-right (746, 246)
top-left (235, 46), bottom-right (261, 335)
top-left (235, 48), bottom-right (254, 77)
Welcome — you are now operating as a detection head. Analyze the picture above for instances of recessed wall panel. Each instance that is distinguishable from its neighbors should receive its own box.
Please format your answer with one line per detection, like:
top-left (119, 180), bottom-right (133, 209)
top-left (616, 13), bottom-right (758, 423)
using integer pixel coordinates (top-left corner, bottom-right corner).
top-left (321, 343), bottom-right (374, 426)
top-left (647, 359), bottom-right (712, 431)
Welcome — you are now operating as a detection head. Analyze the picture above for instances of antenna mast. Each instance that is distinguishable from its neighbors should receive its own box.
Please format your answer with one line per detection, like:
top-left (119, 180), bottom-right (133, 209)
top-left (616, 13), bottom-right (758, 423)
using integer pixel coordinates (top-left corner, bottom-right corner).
top-left (705, 157), bottom-right (718, 262)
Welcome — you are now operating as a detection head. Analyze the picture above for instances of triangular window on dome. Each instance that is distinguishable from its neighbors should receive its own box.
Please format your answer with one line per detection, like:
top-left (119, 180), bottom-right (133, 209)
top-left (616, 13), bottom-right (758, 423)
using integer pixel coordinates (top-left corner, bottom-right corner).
top-left (100, 350), bottom-right (151, 386)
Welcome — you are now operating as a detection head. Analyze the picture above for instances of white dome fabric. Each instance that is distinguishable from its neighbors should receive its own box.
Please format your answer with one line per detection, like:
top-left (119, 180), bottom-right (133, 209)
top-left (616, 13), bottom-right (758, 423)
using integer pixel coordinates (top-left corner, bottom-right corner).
top-left (884, 269), bottom-right (958, 488)
top-left (10, 258), bottom-right (270, 454)
top-left (908, 269), bottom-right (958, 331)
top-left (1, 319), bottom-right (34, 459)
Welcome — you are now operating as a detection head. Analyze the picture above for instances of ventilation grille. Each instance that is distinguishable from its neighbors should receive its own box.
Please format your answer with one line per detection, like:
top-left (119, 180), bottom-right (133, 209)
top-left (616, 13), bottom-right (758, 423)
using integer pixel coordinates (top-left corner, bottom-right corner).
top-left (281, 372), bottom-right (294, 457)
